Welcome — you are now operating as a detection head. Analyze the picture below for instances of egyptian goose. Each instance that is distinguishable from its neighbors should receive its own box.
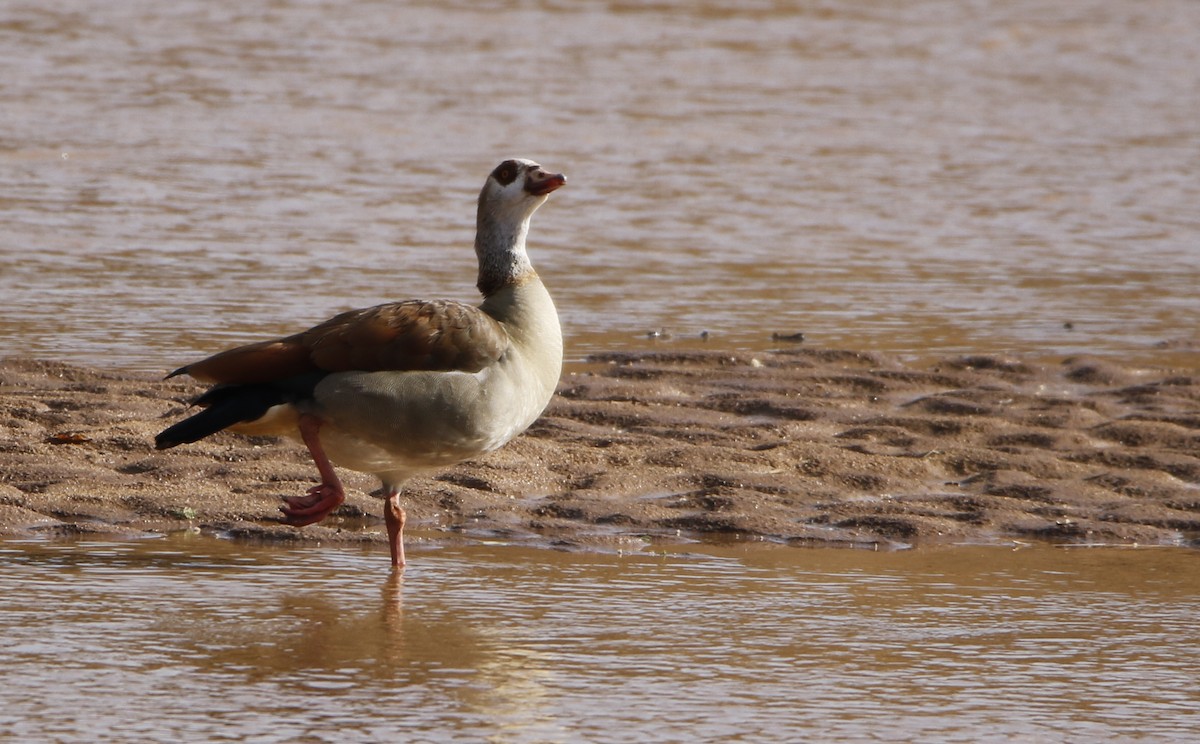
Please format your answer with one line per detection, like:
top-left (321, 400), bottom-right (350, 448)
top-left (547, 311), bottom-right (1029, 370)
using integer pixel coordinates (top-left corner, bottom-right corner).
top-left (155, 159), bottom-right (566, 567)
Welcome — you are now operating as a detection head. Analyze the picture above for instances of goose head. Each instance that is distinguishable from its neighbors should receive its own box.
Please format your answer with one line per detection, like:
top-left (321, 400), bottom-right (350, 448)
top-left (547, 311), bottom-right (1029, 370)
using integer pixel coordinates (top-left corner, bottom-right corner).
top-left (477, 158), bottom-right (566, 228)
top-left (474, 159), bottom-right (566, 295)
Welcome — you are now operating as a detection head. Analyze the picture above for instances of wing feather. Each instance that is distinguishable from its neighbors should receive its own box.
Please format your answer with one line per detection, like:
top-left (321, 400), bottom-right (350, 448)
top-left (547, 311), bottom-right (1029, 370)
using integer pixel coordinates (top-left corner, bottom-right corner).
top-left (173, 300), bottom-right (509, 384)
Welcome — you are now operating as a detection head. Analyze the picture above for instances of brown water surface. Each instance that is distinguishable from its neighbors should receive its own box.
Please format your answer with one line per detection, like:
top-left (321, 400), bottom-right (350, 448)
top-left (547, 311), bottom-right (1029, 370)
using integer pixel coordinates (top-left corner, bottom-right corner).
top-left (0, 535), bottom-right (1197, 741)
top-left (1, 0), bottom-right (1198, 371)
top-left (4, 6), bottom-right (1199, 739)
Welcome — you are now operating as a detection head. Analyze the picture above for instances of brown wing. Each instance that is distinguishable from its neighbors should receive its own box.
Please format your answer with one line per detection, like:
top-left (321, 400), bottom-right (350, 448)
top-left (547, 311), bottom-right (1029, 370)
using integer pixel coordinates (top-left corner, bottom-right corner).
top-left (171, 300), bottom-right (510, 385)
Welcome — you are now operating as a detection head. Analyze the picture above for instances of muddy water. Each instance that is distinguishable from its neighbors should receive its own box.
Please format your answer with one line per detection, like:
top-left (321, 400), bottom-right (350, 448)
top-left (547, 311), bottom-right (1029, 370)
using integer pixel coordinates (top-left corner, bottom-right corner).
top-left (0, 535), bottom-right (1196, 741)
top-left (1, 0), bottom-right (1198, 371)
top-left (4, 4), bottom-right (1199, 737)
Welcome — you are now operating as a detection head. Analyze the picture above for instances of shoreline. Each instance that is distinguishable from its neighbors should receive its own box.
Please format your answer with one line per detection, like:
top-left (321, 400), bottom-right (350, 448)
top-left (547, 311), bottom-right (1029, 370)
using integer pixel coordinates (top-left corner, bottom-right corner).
top-left (1, 349), bottom-right (1198, 553)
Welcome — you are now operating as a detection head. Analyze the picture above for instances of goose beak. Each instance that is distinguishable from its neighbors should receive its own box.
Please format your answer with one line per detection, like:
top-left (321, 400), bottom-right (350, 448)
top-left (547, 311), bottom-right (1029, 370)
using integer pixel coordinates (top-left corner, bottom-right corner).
top-left (525, 170), bottom-right (566, 197)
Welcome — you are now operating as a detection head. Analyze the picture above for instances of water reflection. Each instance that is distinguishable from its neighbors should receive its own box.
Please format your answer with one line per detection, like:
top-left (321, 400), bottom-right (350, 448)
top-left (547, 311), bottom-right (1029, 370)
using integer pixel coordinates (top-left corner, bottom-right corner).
top-left (0, 535), bottom-right (1197, 741)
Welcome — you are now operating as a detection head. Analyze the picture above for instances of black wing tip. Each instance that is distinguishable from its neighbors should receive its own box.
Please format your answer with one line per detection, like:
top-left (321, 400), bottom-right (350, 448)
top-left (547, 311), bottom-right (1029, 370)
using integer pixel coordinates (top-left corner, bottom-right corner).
top-left (154, 383), bottom-right (296, 451)
top-left (164, 365), bottom-right (189, 380)
top-left (154, 435), bottom-right (178, 451)
top-left (155, 418), bottom-right (199, 450)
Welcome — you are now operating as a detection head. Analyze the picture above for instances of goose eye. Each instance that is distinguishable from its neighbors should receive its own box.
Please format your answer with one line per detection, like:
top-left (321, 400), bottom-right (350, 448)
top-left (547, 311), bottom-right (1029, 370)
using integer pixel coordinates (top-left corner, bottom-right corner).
top-left (491, 160), bottom-right (521, 186)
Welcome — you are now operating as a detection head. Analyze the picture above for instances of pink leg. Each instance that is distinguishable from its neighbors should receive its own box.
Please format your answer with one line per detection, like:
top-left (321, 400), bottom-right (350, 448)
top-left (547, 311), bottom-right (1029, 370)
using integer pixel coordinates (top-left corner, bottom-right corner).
top-left (384, 487), bottom-right (407, 568)
top-left (280, 414), bottom-right (345, 527)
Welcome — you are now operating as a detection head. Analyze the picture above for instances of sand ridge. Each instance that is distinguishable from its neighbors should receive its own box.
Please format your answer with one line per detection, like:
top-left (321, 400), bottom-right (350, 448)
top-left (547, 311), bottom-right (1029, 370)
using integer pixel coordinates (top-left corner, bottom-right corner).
top-left (1, 350), bottom-right (1198, 552)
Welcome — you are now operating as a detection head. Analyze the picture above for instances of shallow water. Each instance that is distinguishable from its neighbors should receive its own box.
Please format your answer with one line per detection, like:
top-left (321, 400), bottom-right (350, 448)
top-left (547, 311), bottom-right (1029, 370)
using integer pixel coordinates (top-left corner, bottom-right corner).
top-left (0, 535), bottom-right (1197, 741)
top-left (4, 5), bottom-right (1198, 737)
top-left (2, 0), bottom-right (1198, 371)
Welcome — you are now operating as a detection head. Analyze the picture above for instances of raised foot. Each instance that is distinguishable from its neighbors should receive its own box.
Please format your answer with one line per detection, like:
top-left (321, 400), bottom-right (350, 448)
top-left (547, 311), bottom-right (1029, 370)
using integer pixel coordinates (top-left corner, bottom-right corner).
top-left (280, 483), bottom-right (345, 527)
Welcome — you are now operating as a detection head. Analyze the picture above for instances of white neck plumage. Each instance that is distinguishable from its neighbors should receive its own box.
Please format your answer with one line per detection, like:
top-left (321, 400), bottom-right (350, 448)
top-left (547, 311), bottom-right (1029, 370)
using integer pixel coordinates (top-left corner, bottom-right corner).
top-left (475, 204), bottom-right (539, 296)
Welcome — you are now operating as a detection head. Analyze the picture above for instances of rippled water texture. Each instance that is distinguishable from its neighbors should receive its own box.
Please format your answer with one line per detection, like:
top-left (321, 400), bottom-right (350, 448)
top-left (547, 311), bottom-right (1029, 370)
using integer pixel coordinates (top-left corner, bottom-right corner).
top-left (0, 536), bottom-right (1197, 741)
top-left (1, 0), bottom-right (1197, 370)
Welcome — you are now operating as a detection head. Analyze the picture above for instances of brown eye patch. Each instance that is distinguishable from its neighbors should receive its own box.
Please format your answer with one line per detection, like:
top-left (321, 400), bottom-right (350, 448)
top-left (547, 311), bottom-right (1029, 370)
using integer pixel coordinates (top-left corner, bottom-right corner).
top-left (490, 160), bottom-right (521, 186)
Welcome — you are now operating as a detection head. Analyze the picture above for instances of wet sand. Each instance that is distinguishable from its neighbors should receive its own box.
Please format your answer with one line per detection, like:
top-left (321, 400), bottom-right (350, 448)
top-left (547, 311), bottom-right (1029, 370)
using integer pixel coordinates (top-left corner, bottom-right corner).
top-left (1, 350), bottom-right (1198, 551)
